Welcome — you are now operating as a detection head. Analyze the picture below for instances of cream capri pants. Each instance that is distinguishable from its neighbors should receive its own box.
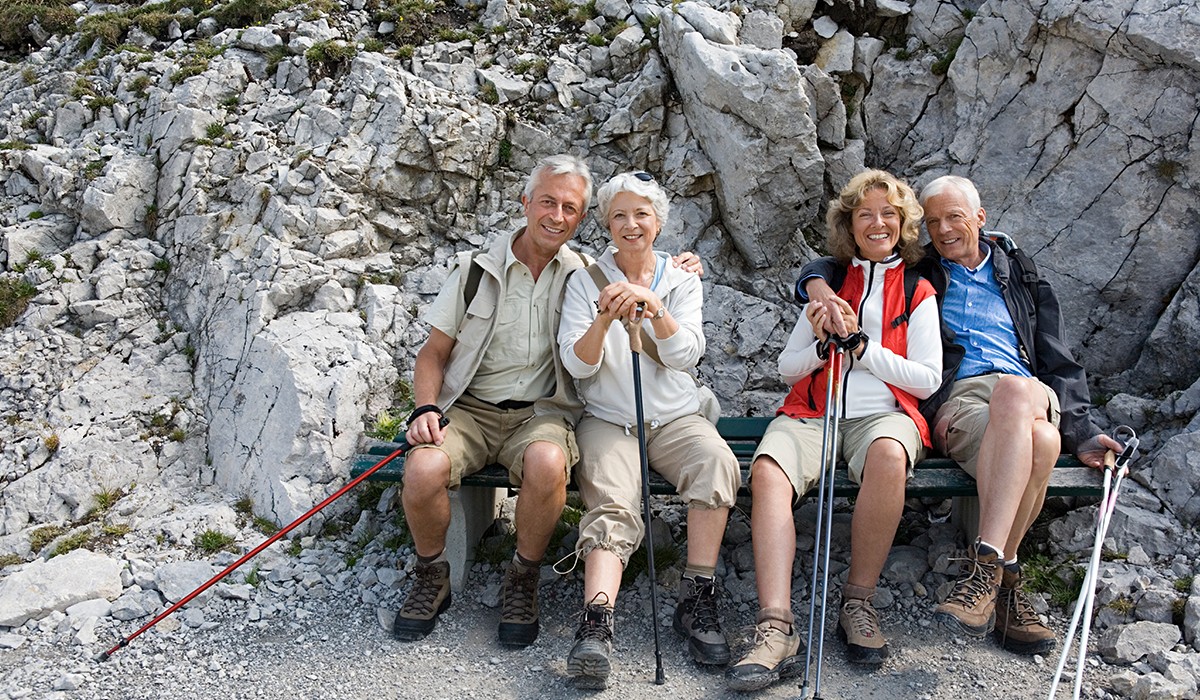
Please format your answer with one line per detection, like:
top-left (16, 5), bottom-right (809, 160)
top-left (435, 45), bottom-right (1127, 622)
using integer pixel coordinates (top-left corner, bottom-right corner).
top-left (573, 413), bottom-right (741, 566)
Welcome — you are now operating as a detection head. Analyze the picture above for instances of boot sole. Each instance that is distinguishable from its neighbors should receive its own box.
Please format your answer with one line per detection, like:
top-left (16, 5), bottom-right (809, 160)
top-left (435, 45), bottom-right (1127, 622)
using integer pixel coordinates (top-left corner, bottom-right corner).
top-left (567, 651), bottom-right (611, 689)
top-left (996, 630), bottom-right (1056, 656)
top-left (934, 609), bottom-right (993, 639)
top-left (837, 624), bottom-right (889, 666)
top-left (725, 655), bottom-right (802, 692)
top-left (393, 593), bottom-right (452, 642)
top-left (498, 618), bottom-right (539, 647)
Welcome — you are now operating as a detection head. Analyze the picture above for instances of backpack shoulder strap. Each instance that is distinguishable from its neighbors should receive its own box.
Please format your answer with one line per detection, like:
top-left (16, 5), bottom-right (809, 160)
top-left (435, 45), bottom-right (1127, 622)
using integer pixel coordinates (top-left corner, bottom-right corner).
top-left (462, 250), bottom-right (485, 309)
top-left (585, 263), bottom-right (664, 366)
top-left (890, 266), bottom-right (922, 329)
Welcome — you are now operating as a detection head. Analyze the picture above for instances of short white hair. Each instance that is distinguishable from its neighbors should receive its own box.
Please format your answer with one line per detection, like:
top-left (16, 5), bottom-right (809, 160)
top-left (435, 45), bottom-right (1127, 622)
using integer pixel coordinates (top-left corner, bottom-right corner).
top-left (920, 175), bottom-right (982, 211)
top-left (525, 154), bottom-right (593, 209)
top-left (595, 172), bottom-right (670, 227)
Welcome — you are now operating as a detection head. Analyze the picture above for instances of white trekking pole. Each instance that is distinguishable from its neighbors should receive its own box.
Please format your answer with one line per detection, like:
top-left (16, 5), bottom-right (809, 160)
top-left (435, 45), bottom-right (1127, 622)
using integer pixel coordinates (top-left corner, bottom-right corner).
top-left (1048, 426), bottom-right (1138, 699)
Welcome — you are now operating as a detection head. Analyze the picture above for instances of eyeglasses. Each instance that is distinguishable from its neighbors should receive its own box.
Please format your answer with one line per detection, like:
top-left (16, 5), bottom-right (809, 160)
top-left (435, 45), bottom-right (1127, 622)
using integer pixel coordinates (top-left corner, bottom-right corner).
top-left (633, 171), bottom-right (655, 182)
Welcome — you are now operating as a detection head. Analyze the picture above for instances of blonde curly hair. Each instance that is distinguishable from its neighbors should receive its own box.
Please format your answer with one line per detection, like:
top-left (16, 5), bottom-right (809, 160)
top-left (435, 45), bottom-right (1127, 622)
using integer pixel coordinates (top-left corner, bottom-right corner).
top-left (825, 169), bottom-right (924, 265)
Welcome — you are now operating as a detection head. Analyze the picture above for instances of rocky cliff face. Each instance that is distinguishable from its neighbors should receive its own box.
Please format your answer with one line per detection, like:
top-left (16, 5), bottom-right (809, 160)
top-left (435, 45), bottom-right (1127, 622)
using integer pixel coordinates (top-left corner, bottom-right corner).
top-left (0, 0), bottom-right (1196, 542)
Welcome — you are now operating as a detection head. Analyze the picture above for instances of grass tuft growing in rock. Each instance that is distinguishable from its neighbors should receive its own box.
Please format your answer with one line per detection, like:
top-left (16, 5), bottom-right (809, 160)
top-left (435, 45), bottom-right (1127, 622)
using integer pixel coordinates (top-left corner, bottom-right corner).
top-left (0, 0), bottom-right (78, 54)
top-left (0, 277), bottom-right (38, 329)
top-left (52, 530), bottom-right (93, 557)
top-left (195, 529), bottom-right (237, 553)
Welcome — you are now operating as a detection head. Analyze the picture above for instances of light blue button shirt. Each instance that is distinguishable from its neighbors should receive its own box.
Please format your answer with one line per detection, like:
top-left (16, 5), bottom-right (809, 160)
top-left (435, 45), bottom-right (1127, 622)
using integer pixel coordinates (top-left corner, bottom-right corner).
top-left (941, 246), bottom-right (1031, 380)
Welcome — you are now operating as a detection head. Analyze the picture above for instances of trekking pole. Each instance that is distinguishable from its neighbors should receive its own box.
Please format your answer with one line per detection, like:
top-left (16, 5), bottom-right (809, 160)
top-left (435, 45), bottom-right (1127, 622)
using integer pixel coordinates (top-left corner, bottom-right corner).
top-left (1047, 426), bottom-right (1137, 699)
top-left (627, 303), bottom-right (666, 685)
top-left (800, 336), bottom-right (847, 700)
top-left (98, 421), bottom-right (444, 662)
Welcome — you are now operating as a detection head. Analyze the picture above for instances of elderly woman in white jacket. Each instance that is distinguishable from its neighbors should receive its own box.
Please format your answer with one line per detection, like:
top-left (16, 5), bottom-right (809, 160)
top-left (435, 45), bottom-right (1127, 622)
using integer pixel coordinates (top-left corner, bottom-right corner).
top-left (557, 172), bottom-right (740, 689)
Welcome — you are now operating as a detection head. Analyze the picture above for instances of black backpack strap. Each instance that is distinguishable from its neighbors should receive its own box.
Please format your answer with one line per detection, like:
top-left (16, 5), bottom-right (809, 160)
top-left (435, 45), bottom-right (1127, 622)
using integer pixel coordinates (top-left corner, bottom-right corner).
top-left (988, 231), bottom-right (1040, 303)
top-left (462, 250), bottom-right (484, 309)
top-left (891, 266), bottom-right (922, 329)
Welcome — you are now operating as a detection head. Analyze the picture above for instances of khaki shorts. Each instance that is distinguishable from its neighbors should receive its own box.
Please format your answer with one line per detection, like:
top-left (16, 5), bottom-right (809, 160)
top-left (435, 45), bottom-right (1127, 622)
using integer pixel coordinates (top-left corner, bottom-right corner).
top-left (408, 393), bottom-right (578, 488)
top-left (750, 412), bottom-right (925, 501)
top-left (573, 414), bottom-right (740, 565)
top-left (932, 373), bottom-right (1061, 477)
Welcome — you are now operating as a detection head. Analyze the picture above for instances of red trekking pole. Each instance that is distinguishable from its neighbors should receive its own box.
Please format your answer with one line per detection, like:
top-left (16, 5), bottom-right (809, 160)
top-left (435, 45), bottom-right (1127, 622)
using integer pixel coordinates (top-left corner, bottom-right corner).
top-left (99, 424), bottom-right (439, 661)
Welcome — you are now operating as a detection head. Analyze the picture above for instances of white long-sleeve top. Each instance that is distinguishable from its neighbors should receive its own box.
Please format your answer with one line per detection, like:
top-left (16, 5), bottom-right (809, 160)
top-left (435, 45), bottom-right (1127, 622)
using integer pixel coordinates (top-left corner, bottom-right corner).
top-left (780, 255), bottom-right (942, 418)
top-left (558, 249), bottom-right (705, 427)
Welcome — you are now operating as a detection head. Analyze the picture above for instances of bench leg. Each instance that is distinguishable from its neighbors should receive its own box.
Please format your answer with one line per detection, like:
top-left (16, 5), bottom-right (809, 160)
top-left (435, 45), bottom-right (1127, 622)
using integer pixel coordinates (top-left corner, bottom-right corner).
top-left (445, 487), bottom-right (503, 593)
top-left (951, 496), bottom-right (981, 544)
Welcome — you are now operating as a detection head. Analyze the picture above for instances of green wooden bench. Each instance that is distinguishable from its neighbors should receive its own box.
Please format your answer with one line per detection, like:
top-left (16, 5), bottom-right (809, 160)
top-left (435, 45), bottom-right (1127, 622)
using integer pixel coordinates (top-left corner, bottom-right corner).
top-left (352, 416), bottom-right (1099, 590)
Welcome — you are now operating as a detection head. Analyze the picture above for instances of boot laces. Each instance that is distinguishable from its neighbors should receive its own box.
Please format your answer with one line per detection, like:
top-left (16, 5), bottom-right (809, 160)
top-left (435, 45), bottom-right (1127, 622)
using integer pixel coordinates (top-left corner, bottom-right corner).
top-left (689, 578), bottom-right (722, 634)
top-left (1001, 581), bottom-right (1042, 627)
top-left (501, 565), bottom-right (539, 620)
top-left (945, 554), bottom-right (997, 606)
top-left (576, 593), bottom-right (614, 643)
top-left (402, 561), bottom-right (445, 616)
top-left (842, 598), bottom-right (880, 639)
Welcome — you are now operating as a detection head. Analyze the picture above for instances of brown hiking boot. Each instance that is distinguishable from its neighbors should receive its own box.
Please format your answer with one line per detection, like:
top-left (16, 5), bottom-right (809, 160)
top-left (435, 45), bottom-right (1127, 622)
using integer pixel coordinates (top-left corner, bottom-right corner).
top-left (725, 620), bottom-right (803, 691)
top-left (995, 567), bottom-right (1056, 655)
top-left (393, 559), bottom-right (451, 641)
top-left (498, 561), bottom-right (540, 647)
top-left (934, 539), bottom-right (1001, 638)
top-left (567, 595), bottom-right (615, 689)
top-left (673, 575), bottom-right (731, 665)
top-left (838, 597), bottom-right (889, 666)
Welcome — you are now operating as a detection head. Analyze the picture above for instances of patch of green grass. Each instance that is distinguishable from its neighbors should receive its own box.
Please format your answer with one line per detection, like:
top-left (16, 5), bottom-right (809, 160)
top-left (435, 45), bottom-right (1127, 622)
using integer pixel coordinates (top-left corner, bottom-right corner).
top-left (306, 39), bottom-right (356, 72)
top-left (93, 486), bottom-right (123, 513)
top-left (479, 81), bottom-right (499, 104)
top-left (21, 111), bottom-right (43, 129)
top-left (476, 531), bottom-right (517, 567)
top-left (21, 67), bottom-right (36, 84)
top-left (169, 427), bottom-right (186, 442)
top-left (83, 159), bottom-right (108, 180)
top-left (29, 524), bottom-right (66, 552)
top-left (1175, 575), bottom-right (1194, 594)
top-left (1108, 595), bottom-right (1135, 616)
top-left (931, 36), bottom-right (962, 76)
top-left (211, 0), bottom-right (295, 28)
top-left (43, 433), bottom-right (59, 453)
top-left (52, 530), bottom-right (93, 557)
top-left (234, 496), bottom-right (254, 515)
top-left (286, 539), bottom-right (302, 557)
top-left (0, 140), bottom-right (31, 151)
top-left (497, 139), bottom-right (513, 166)
top-left (367, 408), bottom-right (406, 441)
top-left (361, 37), bottom-right (385, 52)
top-left (252, 516), bottom-right (279, 535)
top-left (152, 258), bottom-right (171, 273)
top-left (0, 277), bottom-right (38, 329)
top-left (0, 1), bottom-right (78, 54)
top-left (102, 522), bottom-right (131, 537)
top-left (622, 543), bottom-right (680, 586)
top-left (355, 481), bottom-right (389, 511)
top-left (245, 565), bottom-right (262, 586)
top-left (195, 529), bottom-right (236, 554)
top-left (28, 210), bottom-right (44, 220)
top-left (0, 553), bottom-right (22, 567)
top-left (205, 122), bottom-right (226, 139)
top-left (1021, 553), bottom-right (1082, 610)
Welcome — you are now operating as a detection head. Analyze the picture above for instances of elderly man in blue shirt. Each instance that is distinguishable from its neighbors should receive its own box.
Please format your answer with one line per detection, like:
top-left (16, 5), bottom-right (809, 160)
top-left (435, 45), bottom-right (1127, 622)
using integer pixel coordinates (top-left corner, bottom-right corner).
top-left (798, 174), bottom-right (1120, 656)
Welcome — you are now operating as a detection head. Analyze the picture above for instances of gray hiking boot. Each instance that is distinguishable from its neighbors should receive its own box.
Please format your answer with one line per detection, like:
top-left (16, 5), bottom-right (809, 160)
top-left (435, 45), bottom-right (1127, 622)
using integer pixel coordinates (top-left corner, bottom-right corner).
top-left (393, 560), bottom-right (451, 642)
top-left (498, 560), bottom-right (540, 647)
top-left (567, 597), bottom-right (615, 689)
top-left (673, 575), bottom-right (731, 666)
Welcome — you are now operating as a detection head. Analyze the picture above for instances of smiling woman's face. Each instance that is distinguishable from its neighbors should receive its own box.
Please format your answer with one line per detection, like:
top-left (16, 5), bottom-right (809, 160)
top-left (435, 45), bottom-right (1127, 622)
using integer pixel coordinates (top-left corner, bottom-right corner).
top-left (850, 187), bottom-right (900, 262)
top-left (606, 191), bottom-right (660, 255)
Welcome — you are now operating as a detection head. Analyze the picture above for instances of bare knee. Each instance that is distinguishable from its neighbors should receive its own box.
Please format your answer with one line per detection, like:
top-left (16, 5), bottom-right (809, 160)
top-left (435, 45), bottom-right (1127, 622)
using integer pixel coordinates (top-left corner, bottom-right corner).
top-left (751, 457), bottom-right (791, 495)
top-left (522, 442), bottom-right (568, 491)
top-left (1031, 421), bottom-right (1060, 479)
top-left (862, 439), bottom-right (907, 486)
top-left (402, 449), bottom-right (451, 499)
top-left (990, 376), bottom-right (1047, 417)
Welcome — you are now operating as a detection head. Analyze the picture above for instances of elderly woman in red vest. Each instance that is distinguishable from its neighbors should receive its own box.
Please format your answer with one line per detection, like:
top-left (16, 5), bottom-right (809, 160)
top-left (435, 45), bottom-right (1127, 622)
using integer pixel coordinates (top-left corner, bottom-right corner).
top-left (727, 169), bottom-right (942, 690)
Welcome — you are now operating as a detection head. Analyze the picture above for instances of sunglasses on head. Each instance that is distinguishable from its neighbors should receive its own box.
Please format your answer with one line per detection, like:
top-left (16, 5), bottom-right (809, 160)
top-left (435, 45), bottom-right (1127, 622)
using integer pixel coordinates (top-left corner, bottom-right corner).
top-left (633, 171), bottom-right (655, 182)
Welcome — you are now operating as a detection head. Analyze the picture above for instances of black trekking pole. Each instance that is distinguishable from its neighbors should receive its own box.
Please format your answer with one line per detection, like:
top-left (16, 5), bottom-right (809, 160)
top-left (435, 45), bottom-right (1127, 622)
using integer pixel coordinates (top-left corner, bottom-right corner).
top-left (628, 304), bottom-right (666, 685)
top-left (800, 337), bottom-right (847, 700)
top-left (98, 420), bottom-right (444, 661)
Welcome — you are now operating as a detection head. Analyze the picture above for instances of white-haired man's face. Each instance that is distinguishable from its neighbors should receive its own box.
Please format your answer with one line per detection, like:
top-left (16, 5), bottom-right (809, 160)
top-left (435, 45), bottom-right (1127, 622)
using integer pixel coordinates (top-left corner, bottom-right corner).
top-left (924, 188), bottom-right (987, 268)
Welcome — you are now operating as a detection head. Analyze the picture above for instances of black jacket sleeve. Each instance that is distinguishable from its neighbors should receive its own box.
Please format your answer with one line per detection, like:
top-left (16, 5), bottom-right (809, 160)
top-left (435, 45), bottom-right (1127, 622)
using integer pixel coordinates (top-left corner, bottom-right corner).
top-left (794, 257), bottom-right (846, 304)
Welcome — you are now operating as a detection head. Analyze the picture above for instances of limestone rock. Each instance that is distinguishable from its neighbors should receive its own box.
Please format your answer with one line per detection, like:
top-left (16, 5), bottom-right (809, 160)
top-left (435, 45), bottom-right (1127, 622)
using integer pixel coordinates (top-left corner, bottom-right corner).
top-left (1100, 621), bottom-right (1183, 664)
top-left (0, 550), bottom-right (122, 627)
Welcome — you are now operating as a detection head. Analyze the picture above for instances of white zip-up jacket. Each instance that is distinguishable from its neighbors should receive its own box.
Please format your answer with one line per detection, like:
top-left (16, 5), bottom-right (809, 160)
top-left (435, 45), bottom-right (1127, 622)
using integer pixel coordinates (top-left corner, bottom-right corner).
top-left (558, 249), bottom-right (705, 427)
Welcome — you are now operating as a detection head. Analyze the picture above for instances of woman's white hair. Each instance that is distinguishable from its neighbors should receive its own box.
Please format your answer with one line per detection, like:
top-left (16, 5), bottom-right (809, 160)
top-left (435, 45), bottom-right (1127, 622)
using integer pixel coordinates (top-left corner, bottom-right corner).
top-left (595, 172), bottom-right (670, 227)
top-left (920, 175), bottom-right (981, 212)
top-left (524, 154), bottom-right (594, 209)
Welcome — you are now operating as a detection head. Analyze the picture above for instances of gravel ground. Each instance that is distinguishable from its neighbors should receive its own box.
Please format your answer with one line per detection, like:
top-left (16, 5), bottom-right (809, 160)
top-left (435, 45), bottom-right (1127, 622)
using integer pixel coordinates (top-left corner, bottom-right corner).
top-left (0, 555), bottom-right (1118, 700)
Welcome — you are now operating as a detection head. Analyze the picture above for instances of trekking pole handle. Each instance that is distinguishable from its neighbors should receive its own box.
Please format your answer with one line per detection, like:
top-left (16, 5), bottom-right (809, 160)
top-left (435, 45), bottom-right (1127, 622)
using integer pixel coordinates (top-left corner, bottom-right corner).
top-left (627, 303), bottom-right (645, 354)
top-left (1111, 426), bottom-right (1138, 474)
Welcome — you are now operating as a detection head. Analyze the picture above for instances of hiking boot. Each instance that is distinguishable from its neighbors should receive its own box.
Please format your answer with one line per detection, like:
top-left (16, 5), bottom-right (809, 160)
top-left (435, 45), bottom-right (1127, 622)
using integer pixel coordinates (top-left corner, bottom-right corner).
top-left (725, 620), bottom-right (803, 691)
top-left (498, 561), bottom-right (540, 647)
top-left (837, 597), bottom-right (889, 666)
top-left (567, 597), bottom-right (615, 690)
top-left (673, 575), bottom-right (731, 665)
top-left (995, 567), bottom-right (1056, 655)
top-left (934, 539), bottom-right (1002, 638)
top-left (393, 560), bottom-right (451, 642)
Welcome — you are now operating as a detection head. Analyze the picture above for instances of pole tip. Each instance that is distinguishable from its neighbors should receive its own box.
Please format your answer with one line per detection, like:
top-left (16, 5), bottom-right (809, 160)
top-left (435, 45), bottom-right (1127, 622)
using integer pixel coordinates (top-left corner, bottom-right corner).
top-left (95, 651), bottom-right (111, 662)
top-left (655, 668), bottom-right (666, 685)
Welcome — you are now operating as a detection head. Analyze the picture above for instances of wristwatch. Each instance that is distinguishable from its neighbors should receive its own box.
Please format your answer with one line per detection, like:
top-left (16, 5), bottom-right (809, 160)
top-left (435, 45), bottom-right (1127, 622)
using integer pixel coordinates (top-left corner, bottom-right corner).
top-left (652, 305), bottom-right (666, 320)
